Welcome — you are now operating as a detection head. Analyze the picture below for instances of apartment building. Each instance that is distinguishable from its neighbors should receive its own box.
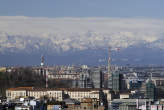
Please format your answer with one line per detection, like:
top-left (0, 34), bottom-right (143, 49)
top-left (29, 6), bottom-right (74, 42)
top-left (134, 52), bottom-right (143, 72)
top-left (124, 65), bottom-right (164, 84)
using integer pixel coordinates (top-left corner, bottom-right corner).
top-left (28, 88), bottom-right (63, 101)
top-left (64, 88), bottom-right (100, 102)
top-left (48, 73), bottom-right (80, 80)
top-left (6, 87), bottom-right (33, 100)
top-left (6, 87), bottom-right (112, 102)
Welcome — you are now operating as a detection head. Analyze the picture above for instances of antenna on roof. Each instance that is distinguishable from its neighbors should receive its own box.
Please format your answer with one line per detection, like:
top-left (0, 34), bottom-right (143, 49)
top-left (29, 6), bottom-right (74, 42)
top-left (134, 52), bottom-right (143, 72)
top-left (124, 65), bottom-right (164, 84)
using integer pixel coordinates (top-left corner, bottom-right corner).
top-left (108, 47), bottom-right (111, 76)
top-left (41, 55), bottom-right (44, 67)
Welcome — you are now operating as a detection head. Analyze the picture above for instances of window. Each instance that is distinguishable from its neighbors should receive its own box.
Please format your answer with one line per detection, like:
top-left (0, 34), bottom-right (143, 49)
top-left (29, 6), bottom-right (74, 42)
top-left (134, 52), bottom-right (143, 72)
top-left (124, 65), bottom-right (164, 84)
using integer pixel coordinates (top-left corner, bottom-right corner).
top-left (8, 92), bottom-right (11, 96)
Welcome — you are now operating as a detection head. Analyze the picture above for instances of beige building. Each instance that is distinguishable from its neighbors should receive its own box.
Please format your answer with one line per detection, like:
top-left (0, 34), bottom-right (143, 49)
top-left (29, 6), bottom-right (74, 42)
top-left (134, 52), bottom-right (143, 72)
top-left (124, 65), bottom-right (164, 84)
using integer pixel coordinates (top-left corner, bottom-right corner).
top-left (6, 87), bottom-right (33, 100)
top-left (28, 89), bottom-right (63, 101)
top-left (6, 87), bottom-right (112, 103)
top-left (102, 89), bottom-right (113, 101)
top-left (64, 88), bottom-right (100, 102)
top-left (120, 93), bottom-right (130, 99)
top-left (0, 67), bottom-right (6, 72)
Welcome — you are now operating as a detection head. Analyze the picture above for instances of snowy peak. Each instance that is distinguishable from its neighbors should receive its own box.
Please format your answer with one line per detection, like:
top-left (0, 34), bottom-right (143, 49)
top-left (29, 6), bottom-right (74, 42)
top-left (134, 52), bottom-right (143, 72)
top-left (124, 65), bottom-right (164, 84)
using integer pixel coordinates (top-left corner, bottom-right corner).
top-left (0, 16), bottom-right (164, 53)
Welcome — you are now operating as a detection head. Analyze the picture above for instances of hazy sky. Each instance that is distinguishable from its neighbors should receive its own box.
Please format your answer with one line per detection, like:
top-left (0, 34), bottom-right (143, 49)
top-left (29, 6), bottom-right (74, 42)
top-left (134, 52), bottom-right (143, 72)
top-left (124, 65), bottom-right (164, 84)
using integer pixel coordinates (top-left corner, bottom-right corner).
top-left (0, 0), bottom-right (164, 18)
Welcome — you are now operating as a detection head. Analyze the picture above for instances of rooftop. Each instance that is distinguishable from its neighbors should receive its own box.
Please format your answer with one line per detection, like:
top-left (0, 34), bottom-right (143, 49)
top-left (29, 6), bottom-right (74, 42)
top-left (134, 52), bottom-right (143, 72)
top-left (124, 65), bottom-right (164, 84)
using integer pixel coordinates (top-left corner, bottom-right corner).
top-left (7, 87), bottom-right (111, 92)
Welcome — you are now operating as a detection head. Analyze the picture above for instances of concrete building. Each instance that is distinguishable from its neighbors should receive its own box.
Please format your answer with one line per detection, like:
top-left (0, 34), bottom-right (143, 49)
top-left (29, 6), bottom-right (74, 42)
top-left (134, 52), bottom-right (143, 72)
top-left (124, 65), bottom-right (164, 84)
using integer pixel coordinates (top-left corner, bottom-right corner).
top-left (15, 105), bottom-right (31, 110)
top-left (91, 68), bottom-right (103, 88)
top-left (111, 99), bottom-right (154, 110)
top-left (146, 79), bottom-right (156, 100)
top-left (108, 71), bottom-right (125, 92)
top-left (6, 87), bottom-right (112, 103)
top-left (6, 87), bottom-right (33, 100)
top-left (120, 92), bottom-right (130, 99)
top-left (48, 73), bottom-right (80, 80)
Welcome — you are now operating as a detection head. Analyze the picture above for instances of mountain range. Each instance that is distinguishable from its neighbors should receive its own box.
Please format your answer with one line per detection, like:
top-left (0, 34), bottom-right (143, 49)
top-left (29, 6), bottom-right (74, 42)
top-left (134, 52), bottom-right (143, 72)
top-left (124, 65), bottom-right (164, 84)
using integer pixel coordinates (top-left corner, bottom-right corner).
top-left (0, 16), bottom-right (164, 66)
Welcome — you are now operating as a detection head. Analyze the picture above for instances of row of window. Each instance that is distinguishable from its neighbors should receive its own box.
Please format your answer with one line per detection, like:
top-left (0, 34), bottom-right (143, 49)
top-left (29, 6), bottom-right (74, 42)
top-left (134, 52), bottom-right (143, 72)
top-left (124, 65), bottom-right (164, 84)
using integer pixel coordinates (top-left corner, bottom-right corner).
top-left (8, 91), bottom-right (100, 100)
top-left (28, 92), bottom-right (62, 97)
top-left (7, 91), bottom-right (26, 97)
top-left (49, 75), bottom-right (79, 79)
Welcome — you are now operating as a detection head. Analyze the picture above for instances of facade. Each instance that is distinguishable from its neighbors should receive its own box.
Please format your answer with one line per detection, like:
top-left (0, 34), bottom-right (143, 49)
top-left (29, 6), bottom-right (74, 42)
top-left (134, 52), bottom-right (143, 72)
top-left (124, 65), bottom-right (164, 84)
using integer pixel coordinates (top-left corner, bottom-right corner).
top-left (112, 72), bottom-right (120, 92)
top-left (108, 74), bottom-right (113, 89)
top-left (33, 67), bottom-right (47, 76)
top-left (6, 87), bottom-right (33, 100)
top-left (91, 69), bottom-right (103, 88)
top-left (78, 72), bottom-right (92, 88)
top-left (102, 89), bottom-right (113, 102)
top-left (146, 80), bottom-right (155, 99)
top-left (28, 89), bottom-right (63, 101)
top-left (120, 93), bottom-right (130, 99)
top-left (65, 89), bottom-right (99, 102)
top-left (6, 87), bottom-right (112, 102)
top-left (119, 104), bottom-right (136, 110)
top-left (15, 105), bottom-right (31, 110)
top-left (108, 71), bottom-right (127, 93)
top-left (48, 73), bottom-right (80, 80)
top-left (112, 99), bottom-right (154, 110)
top-left (108, 71), bottom-right (124, 92)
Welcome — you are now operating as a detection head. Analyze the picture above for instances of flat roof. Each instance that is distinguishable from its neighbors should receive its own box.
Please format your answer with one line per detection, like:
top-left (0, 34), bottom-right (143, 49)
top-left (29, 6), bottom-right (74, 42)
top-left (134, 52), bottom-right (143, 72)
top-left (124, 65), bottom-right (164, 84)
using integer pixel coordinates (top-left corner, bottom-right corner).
top-left (7, 87), bottom-right (111, 92)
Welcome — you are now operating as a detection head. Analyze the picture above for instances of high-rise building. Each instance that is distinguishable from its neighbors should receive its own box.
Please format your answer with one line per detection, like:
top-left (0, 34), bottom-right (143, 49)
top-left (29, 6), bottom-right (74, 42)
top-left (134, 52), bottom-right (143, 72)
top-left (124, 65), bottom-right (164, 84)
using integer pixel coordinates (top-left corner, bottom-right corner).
top-left (91, 69), bottom-right (103, 88)
top-left (108, 74), bottom-right (113, 89)
top-left (78, 71), bottom-right (92, 88)
top-left (108, 71), bottom-right (124, 92)
top-left (146, 80), bottom-right (155, 99)
top-left (112, 72), bottom-right (120, 92)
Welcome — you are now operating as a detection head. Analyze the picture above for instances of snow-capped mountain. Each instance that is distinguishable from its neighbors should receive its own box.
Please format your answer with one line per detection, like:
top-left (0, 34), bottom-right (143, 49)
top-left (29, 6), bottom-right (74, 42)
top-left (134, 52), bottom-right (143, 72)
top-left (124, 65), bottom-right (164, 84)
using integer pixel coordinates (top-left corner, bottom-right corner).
top-left (0, 16), bottom-right (164, 65)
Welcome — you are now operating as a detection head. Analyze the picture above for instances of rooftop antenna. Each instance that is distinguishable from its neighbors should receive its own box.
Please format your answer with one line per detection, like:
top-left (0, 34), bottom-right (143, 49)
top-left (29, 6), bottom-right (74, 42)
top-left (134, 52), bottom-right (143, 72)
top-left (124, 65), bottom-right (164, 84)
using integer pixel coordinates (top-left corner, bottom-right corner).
top-left (150, 67), bottom-right (153, 81)
top-left (41, 55), bottom-right (44, 67)
top-left (46, 69), bottom-right (48, 88)
top-left (108, 47), bottom-right (111, 76)
top-left (40, 55), bottom-right (48, 88)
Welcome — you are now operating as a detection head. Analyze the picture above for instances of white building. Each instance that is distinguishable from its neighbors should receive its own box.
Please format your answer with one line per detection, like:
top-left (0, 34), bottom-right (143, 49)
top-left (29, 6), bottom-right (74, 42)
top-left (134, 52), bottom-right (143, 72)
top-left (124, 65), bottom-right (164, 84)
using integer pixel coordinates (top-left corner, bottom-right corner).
top-left (48, 73), bottom-right (80, 80)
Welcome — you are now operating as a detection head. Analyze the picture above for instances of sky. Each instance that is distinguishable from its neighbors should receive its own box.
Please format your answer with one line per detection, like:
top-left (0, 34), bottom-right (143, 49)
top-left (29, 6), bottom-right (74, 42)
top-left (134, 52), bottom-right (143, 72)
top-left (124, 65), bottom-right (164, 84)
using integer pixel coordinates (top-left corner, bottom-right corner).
top-left (0, 0), bottom-right (164, 18)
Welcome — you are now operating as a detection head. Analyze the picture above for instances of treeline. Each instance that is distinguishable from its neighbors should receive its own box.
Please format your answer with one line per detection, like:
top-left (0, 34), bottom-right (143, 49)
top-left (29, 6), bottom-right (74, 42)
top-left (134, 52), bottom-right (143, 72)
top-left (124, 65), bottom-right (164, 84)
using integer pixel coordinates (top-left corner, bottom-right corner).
top-left (0, 67), bottom-right (72, 96)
